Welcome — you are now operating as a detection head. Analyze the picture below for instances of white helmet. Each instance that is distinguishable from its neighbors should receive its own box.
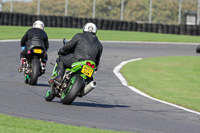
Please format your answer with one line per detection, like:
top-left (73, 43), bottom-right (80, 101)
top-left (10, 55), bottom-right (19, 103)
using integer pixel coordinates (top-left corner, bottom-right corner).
top-left (83, 23), bottom-right (97, 34)
top-left (33, 20), bottom-right (45, 30)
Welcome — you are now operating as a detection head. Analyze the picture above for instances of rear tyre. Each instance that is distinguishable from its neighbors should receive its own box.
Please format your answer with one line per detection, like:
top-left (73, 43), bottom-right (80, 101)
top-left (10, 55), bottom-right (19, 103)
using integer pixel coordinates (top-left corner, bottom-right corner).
top-left (29, 58), bottom-right (40, 85)
top-left (60, 74), bottom-right (84, 105)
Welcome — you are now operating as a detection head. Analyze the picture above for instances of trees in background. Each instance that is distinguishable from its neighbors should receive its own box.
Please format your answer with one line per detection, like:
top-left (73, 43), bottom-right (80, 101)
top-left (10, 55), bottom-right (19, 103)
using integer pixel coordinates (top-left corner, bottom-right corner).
top-left (1, 0), bottom-right (199, 24)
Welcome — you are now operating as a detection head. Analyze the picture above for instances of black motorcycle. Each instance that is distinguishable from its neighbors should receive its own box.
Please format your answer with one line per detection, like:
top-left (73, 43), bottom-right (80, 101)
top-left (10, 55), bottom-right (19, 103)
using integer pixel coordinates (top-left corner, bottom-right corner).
top-left (19, 46), bottom-right (46, 85)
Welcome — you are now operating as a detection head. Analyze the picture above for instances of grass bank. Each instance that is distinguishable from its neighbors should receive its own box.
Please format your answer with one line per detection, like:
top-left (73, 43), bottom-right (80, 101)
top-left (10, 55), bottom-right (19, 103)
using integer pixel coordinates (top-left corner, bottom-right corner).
top-left (0, 26), bottom-right (200, 43)
top-left (0, 114), bottom-right (131, 133)
top-left (120, 56), bottom-right (200, 112)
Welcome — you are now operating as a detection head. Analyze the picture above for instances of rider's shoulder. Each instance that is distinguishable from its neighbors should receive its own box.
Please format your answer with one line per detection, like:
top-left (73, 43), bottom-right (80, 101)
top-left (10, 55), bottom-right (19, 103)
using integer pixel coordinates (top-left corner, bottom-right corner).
top-left (26, 28), bottom-right (33, 32)
top-left (73, 33), bottom-right (84, 39)
top-left (27, 28), bottom-right (39, 32)
top-left (75, 33), bottom-right (83, 36)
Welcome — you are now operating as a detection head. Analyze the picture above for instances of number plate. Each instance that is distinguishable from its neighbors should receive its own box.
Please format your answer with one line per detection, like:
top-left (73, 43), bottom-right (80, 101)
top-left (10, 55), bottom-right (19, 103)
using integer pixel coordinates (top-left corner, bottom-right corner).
top-left (34, 49), bottom-right (42, 54)
top-left (81, 65), bottom-right (93, 77)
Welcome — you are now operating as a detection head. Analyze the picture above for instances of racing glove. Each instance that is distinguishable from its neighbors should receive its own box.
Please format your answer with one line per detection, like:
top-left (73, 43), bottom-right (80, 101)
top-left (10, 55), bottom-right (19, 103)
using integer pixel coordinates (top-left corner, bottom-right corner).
top-left (58, 48), bottom-right (65, 55)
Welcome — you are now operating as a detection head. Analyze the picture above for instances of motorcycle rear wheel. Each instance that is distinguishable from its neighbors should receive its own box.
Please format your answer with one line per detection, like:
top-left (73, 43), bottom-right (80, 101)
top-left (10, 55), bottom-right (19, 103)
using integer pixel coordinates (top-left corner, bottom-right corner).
top-left (29, 58), bottom-right (40, 85)
top-left (60, 74), bottom-right (84, 105)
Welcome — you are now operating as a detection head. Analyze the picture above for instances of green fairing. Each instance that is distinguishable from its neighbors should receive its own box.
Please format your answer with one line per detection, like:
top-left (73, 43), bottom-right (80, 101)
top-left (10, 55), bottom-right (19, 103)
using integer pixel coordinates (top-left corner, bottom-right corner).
top-left (51, 63), bottom-right (58, 78)
top-left (51, 60), bottom-right (96, 80)
top-left (46, 89), bottom-right (51, 97)
top-left (68, 60), bottom-right (96, 79)
top-left (72, 60), bottom-right (95, 67)
top-left (25, 75), bottom-right (30, 80)
top-left (67, 65), bottom-right (82, 73)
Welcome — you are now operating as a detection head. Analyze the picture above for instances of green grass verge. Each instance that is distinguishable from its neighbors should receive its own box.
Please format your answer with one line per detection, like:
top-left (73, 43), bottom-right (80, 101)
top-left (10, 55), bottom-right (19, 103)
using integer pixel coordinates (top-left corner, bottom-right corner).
top-left (120, 56), bottom-right (200, 112)
top-left (0, 25), bottom-right (200, 43)
top-left (0, 114), bottom-right (131, 133)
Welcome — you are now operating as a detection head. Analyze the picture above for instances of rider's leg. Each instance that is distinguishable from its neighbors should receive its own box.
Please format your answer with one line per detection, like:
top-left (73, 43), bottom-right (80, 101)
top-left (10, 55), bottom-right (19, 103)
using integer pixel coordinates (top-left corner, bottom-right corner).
top-left (48, 55), bottom-right (76, 84)
top-left (54, 61), bottom-right (64, 83)
top-left (18, 50), bottom-right (27, 72)
top-left (41, 54), bottom-right (48, 72)
top-left (54, 54), bottom-right (75, 82)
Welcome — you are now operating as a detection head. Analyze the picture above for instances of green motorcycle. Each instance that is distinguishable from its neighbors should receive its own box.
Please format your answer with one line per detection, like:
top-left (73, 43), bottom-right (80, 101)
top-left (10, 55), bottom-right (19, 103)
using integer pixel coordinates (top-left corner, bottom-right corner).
top-left (45, 58), bottom-right (97, 105)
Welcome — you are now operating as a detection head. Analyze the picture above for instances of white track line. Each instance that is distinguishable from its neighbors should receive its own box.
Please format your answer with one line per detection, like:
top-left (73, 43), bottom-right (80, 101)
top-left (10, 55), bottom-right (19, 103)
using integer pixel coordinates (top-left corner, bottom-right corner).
top-left (0, 39), bottom-right (20, 42)
top-left (113, 58), bottom-right (200, 116)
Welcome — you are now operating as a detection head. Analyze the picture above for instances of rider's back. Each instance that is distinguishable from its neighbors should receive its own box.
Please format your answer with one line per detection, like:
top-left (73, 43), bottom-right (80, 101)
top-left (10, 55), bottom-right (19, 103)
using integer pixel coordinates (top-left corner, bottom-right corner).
top-left (21, 28), bottom-right (48, 51)
top-left (72, 32), bottom-right (103, 64)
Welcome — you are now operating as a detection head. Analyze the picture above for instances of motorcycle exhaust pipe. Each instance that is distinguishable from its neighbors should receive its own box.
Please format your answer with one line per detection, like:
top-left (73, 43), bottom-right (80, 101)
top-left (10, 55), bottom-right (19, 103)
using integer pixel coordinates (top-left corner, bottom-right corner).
top-left (80, 81), bottom-right (97, 96)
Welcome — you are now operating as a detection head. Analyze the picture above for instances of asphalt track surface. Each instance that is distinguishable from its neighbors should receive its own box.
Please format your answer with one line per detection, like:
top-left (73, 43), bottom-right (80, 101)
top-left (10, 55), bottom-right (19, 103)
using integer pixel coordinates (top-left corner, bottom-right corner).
top-left (0, 40), bottom-right (200, 133)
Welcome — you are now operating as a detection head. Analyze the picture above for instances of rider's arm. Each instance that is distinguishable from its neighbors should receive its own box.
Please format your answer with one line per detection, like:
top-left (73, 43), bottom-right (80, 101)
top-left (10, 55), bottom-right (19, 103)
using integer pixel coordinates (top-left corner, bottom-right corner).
top-left (20, 31), bottom-right (28, 47)
top-left (20, 30), bottom-right (29, 47)
top-left (61, 33), bottom-right (80, 52)
top-left (44, 35), bottom-right (49, 51)
top-left (96, 44), bottom-right (103, 67)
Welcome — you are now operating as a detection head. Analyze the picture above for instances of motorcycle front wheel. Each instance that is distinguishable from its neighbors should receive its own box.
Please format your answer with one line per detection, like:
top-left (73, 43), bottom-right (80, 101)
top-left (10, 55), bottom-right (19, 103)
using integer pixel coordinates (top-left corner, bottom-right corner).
top-left (24, 75), bottom-right (29, 84)
top-left (60, 74), bottom-right (84, 105)
top-left (45, 83), bottom-right (56, 101)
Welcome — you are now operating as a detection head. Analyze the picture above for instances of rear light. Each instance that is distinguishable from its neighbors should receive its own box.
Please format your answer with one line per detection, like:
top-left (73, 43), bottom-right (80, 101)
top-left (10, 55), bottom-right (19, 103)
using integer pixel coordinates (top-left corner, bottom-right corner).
top-left (86, 62), bottom-right (95, 68)
top-left (86, 62), bottom-right (91, 66)
top-left (91, 64), bottom-right (95, 68)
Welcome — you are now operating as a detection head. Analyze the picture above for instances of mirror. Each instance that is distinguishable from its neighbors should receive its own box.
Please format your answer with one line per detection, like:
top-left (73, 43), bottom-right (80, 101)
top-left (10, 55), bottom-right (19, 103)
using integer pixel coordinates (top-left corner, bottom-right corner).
top-left (63, 38), bottom-right (67, 44)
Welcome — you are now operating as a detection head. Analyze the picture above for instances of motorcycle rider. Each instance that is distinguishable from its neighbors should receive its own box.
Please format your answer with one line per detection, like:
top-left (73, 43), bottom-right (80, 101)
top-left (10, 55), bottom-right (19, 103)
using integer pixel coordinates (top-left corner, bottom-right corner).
top-left (50, 22), bottom-right (103, 83)
top-left (19, 20), bottom-right (49, 73)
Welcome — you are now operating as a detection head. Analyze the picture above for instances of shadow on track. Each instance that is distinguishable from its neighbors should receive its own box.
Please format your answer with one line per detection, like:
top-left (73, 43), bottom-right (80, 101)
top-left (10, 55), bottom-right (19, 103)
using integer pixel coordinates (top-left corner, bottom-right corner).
top-left (35, 83), bottom-right (49, 87)
top-left (72, 102), bottom-right (130, 108)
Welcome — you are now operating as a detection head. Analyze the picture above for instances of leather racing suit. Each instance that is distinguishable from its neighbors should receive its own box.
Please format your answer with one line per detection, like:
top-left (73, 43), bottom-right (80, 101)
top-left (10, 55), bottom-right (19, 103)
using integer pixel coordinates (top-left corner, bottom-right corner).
top-left (56, 32), bottom-right (103, 82)
top-left (20, 28), bottom-right (49, 60)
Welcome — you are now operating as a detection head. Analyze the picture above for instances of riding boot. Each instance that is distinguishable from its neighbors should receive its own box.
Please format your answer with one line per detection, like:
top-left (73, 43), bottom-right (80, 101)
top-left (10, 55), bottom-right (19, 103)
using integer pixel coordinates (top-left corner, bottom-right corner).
top-left (55, 61), bottom-right (64, 83)
top-left (18, 57), bottom-right (26, 73)
top-left (41, 54), bottom-right (48, 73)
top-left (41, 60), bottom-right (46, 73)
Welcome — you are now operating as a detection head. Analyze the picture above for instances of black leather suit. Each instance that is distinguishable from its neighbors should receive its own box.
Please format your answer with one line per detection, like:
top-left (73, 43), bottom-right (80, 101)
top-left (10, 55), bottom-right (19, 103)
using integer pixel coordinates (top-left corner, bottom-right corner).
top-left (57, 32), bottom-right (103, 72)
top-left (20, 28), bottom-right (49, 60)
